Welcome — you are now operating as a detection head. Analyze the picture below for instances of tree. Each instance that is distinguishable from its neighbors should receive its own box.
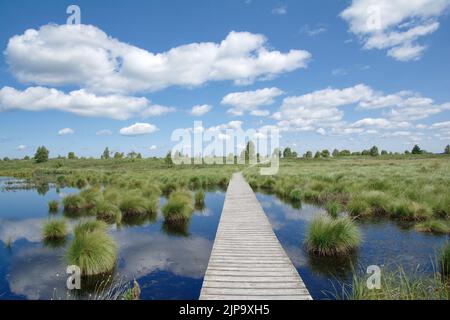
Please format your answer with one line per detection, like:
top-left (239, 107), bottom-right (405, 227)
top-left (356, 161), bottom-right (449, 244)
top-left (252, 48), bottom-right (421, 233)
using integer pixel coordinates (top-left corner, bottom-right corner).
top-left (361, 149), bottom-right (370, 156)
top-left (34, 146), bottom-right (49, 163)
top-left (411, 145), bottom-right (422, 155)
top-left (369, 146), bottom-right (379, 157)
top-left (245, 141), bottom-right (256, 163)
top-left (283, 147), bottom-right (293, 158)
top-left (304, 151), bottom-right (313, 159)
top-left (339, 150), bottom-right (351, 156)
top-left (67, 152), bottom-right (76, 159)
top-left (445, 145), bottom-right (450, 154)
top-left (23, 155), bottom-right (30, 160)
top-left (113, 152), bottom-right (124, 159)
top-left (314, 151), bottom-right (321, 159)
top-left (321, 149), bottom-right (330, 158)
top-left (381, 150), bottom-right (388, 155)
top-left (404, 150), bottom-right (410, 155)
top-left (332, 149), bottom-right (340, 157)
top-left (101, 147), bottom-right (110, 159)
top-left (292, 151), bottom-right (298, 158)
top-left (165, 151), bottom-right (173, 166)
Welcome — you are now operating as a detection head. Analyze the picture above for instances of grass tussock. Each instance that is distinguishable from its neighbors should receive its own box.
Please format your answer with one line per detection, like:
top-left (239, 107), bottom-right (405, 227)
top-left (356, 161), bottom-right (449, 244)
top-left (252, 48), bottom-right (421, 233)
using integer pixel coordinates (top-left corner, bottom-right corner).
top-left (119, 194), bottom-right (157, 217)
top-left (48, 200), bottom-right (59, 213)
top-left (440, 244), bottom-right (450, 276)
top-left (162, 190), bottom-right (194, 223)
top-left (67, 220), bottom-right (117, 276)
top-left (194, 190), bottom-right (205, 209)
top-left (95, 200), bottom-right (122, 224)
top-left (415, 220), bottom-right (450, 234)
top-left (63, 194), bottom-right (86, 213)
top-left (305, 216), bottom-right (362, 256)
top-left (42, 219), bottom-right (67, 241)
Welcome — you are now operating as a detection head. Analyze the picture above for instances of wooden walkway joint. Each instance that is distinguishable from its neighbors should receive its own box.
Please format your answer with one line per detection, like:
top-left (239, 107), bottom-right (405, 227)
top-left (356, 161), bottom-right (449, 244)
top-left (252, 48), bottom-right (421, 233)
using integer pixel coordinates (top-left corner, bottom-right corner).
top-left (200, 173), bottom-right (312, 300)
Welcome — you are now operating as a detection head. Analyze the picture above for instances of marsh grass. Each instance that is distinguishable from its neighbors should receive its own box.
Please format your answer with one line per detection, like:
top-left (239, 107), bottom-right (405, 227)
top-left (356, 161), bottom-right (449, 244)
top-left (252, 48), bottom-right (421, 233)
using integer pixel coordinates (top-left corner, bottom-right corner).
top-left (415, 220), bottom-right (450, 234)
top-left (67, 221), bottom-right (117, 276)
top-left (326, 201), bottom-right (341, 219)
top-left (305, 216), bottom-right (361, 256)
top-left (119, 194), bottom-right (157, 218)
top-left (63, 194), bottom-right (86, 213)
top-left (162, 190), bottom-right (194, 223)
top-left (42, 219), bottom-right (67, 241)
top-left (95, 200), bottom-right (122, 224)
top-left (194, 190), bottom-right (205, 210)
top-left (48, 200), bottom-right (59, 213)
top-left (440, 244), bottom-right (450, 276)
top-left (336, 265), bottom-right (450, 300)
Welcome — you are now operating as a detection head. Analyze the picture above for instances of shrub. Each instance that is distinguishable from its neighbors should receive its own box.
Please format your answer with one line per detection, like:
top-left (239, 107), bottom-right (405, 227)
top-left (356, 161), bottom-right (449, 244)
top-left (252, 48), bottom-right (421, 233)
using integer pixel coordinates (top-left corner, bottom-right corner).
top-left (305, 216), bottom-right (361, 256)
top-left (48, 200), bottom-right (59, 213)
top-left (42, 219), bottom-right (67, 241)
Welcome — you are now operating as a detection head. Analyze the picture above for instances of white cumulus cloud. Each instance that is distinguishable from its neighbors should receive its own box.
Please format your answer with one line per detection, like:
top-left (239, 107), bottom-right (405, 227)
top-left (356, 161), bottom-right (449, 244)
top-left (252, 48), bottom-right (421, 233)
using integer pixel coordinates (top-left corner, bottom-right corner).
top-left (119, 123), bottom-right (158, 136)
top-left (221, 87), bottom-right (283, 116)
top-left (5, 24), bottom-right (311, 94)
top-left (58, 128), bottom-right (74, 135)
top-left (340, 0), bottom-right (450, 61)
top-left (190, 104), bottom-right (212, 116)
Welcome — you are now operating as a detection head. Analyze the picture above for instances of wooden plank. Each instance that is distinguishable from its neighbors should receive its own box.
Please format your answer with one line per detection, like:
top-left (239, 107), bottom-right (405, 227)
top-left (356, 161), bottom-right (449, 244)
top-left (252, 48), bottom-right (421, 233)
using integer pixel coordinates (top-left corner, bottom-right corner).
top-left (199, 172), bottom-right (311, 300)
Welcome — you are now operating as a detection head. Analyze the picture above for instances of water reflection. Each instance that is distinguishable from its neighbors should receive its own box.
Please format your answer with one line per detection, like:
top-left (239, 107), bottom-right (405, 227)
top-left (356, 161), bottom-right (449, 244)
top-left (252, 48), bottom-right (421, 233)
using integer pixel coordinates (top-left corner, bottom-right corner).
top-left (256, 192), bottom-right (449, 300)
top-left (0, 178), bottom-right (224, 300)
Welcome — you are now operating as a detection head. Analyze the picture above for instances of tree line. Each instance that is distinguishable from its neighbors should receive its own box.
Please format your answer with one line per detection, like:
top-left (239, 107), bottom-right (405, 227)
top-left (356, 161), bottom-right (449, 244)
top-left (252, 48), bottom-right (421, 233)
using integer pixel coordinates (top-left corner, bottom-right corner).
top-left (1, 144), bottom-right (449, 163)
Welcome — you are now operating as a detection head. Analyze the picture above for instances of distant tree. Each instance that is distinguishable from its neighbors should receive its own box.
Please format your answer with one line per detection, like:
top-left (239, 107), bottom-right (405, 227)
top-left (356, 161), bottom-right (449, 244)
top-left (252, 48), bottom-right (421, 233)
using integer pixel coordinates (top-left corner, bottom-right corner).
top-left (304, 151), bottom-right (313, 159)
top-left (332, 149), bottom-right (340, 157)
top-left (272, 148), bottom-right (282, 158)
top-left (381, 150), bottom-right (388, 155)
top-left (292, 151), bottom-right (298, 158)
top-left (321, 149), bottom-right (330, 158)
top-left (244, 141), bottom-right (256, 163)
top-left (404, 150), bottom-right (410, 154)
top-left (445, 145), bottom-right (450, 154)
top-left (283, 147), bottom-right (293, 158)
top-left (411, 145), bottom-right (422, 155)
top-left (3, 157), bottom-right (10, 161)
top-left (361, 150), bottom-right (370, 156)
top-left (34, 146), bottom-right (49, 163)
top-left (351, 152), bottom-right (361, 156)
top-left (67, 152), bottom-right (76, 159)
top-left (314, 151), bottom-right (321, 159)
top-left (136, 153), bottom-right (142, 159)
top-left (369, 146), bottom-right (379, 157)
top-left (101, 147), bottom-right (110, 159)
top-left (113, 152), bottom-right (124, 159)
top-left (339, 150), bottom-right (351, 156)
top-left (23, 155), bottom-right (30, 160)
top-left (165, 151), bottom-right (173, 165)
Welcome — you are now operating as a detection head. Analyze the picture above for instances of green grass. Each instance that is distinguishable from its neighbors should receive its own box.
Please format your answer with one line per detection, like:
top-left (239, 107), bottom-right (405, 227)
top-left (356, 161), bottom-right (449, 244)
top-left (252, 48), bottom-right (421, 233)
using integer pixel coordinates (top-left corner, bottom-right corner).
top-left (326, 201), bottom-right (340, 218)
top-left (415, 220), bottom-right (450, 234)
top-left (440, 244), bottom-right (450, 276)
top-left (63, 194), bottom-right (86, 212)
top-left (95, 200), bottom-right (122, 224)
top-left (194, 190), bottom-right (205, 209)
top-left (42, 219), bottom-right (67, 241)
top-left (67, 221), bottom-right (117, 276)
top-left (337, 265), bottom-right (450, 300)
top-left (162, 190), bottom-right (194, 223)
top-left (119, 194), bottom-right (157, 217)
top-left (48, 200), bottom-right (59, 213)
top-left (305, 216), bottom-right (362, 256)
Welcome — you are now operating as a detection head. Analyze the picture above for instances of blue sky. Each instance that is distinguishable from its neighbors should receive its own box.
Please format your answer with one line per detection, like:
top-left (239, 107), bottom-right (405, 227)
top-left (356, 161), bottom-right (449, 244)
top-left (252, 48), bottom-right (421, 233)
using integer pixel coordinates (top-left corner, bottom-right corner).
top-left (0, 0), bottom-right (450, 158)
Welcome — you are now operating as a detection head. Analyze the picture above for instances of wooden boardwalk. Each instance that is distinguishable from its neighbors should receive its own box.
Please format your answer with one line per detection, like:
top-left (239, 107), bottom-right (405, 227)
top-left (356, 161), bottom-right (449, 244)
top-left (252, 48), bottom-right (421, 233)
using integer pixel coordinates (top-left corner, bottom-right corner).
top-left (200, 173), bottom-right (311, 300)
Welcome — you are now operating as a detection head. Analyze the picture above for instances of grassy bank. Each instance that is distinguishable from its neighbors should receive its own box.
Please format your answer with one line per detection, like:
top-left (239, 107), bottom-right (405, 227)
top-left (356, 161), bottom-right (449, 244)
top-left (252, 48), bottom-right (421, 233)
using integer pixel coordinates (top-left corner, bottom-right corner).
top-left (245, 155), bottom-right (450, 227)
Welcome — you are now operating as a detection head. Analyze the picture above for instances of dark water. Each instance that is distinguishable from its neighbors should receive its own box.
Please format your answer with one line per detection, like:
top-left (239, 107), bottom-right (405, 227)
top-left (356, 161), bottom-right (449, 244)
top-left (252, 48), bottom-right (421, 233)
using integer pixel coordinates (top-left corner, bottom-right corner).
top-left (0, 178), bottom-right (224, 300)
top-left (256, 193), bottom-right (450, 299)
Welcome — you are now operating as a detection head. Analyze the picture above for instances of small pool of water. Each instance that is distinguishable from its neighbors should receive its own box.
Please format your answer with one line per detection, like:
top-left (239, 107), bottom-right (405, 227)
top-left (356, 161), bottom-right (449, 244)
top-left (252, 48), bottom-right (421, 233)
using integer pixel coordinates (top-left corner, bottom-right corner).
top-left (256, 193), bottom-right (449, 300)
top-left (0, 178), bottom-right (224, 300)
